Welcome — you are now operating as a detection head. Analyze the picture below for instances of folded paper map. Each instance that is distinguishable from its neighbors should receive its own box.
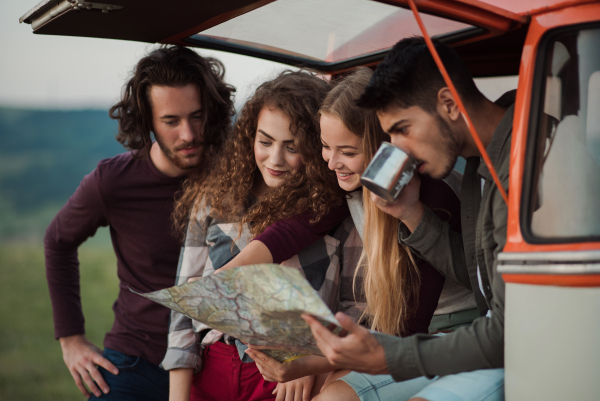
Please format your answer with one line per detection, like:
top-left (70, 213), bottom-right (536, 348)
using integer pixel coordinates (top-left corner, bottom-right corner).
top-left (132, 264), bottom-right (343, 362)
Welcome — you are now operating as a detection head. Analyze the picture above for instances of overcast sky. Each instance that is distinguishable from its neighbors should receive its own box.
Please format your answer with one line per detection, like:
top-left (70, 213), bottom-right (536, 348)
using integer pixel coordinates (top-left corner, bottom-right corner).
top-left (0, 1), bottom-right (294, 111)
top-left (1, 1), bottom-right (517, 111)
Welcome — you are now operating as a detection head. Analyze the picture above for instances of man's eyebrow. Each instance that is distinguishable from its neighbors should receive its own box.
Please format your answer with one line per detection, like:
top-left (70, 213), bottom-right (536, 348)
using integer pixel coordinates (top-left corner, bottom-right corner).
top-left (258, 129), bottom-right (294, 144)
top-left (387, 119), bottom-right (408, 133)
top-left (160, 108), bottom-right (202, 119)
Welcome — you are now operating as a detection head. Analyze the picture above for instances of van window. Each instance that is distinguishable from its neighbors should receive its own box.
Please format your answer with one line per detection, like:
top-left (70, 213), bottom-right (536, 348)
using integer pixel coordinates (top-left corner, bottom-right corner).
top-left (189, 0), bottom-right (473, 67)
top-left (526, 26), bottom-right (600, 241)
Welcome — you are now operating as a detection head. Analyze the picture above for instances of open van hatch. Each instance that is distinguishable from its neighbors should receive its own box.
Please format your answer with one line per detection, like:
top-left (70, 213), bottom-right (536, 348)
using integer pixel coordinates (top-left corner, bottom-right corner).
top-left (20, 0), bottom-right (527, 76)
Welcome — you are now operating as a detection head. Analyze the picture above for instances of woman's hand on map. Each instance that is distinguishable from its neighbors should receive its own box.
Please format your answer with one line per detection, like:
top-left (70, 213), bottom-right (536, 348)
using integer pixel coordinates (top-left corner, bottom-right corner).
top-left (272, 376), bottom-right (315, 401)
top-left (246, 348), bottom-right (305, 382)
top-left (245, 350), bottom-right (332, 383)
top-left (247, 349), bottom-right (335, 400)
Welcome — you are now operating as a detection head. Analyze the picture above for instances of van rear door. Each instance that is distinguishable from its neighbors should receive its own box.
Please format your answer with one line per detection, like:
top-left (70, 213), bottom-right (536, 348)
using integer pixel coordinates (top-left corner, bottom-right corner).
top-left (499, 3), bottom-right (600, 399)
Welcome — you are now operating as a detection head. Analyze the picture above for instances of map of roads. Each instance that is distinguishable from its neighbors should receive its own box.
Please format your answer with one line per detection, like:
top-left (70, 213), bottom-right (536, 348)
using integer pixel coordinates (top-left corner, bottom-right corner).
top-left (134, 264), bottom-right (343, 362)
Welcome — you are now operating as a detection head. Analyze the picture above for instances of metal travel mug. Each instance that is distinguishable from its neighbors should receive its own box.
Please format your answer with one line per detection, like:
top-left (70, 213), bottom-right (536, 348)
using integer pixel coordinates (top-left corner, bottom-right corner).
top-left (360, 142), bottom-right (418, 202)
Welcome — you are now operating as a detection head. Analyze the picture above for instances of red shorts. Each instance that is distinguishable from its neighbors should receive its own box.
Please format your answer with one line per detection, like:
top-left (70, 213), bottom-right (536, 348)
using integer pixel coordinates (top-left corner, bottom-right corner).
top-left (190, 341), bottom-right (276, 401)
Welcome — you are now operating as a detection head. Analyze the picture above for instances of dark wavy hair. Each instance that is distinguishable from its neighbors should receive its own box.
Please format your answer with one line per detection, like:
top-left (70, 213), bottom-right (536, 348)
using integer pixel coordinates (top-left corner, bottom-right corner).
top-left (357, 37), bottom-right (483, 113)
top-left (174, 70), bottom-right (345, 237)
top-left (109, 45), bottom-right (235, 159)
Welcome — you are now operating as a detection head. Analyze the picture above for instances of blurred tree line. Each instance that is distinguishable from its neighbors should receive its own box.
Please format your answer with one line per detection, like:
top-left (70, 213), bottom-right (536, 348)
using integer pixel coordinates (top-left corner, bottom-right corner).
top-left (0, 107), bottom-right (124, 240)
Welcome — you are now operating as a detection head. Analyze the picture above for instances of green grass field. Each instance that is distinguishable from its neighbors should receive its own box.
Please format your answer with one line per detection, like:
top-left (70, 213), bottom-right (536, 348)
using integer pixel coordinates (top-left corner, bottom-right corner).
top-left (0, 231), bottom-right (118, 400)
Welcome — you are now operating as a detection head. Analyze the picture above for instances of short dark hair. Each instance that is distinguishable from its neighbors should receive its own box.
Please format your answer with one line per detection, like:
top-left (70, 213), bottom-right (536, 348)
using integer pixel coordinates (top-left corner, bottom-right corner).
top-left (357, 37), bottom-right (482, 113)
top-left (109, 45), bottom-right (235, 159)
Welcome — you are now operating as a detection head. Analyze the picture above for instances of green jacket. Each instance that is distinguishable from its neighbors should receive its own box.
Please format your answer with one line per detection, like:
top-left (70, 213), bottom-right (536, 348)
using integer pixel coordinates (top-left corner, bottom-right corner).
top-left (374, 95), bottom-right (514, 381)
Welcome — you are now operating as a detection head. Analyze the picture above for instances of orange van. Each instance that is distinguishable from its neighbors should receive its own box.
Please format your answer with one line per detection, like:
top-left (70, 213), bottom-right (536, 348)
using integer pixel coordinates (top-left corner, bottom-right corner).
top-left (21, 1), bottom-right (600, 399)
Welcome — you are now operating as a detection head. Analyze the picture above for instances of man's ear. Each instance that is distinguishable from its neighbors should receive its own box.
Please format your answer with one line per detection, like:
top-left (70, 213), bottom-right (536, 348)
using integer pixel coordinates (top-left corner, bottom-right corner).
top-left (437, 88), bottom-right (461, 122)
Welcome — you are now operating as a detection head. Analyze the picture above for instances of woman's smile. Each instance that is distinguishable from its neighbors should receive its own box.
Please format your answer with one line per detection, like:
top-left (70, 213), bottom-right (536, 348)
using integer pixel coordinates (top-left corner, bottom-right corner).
top-left (335, 171), bottom-right (355, 181)
top-left (266, 167), bottom-right (288, 177)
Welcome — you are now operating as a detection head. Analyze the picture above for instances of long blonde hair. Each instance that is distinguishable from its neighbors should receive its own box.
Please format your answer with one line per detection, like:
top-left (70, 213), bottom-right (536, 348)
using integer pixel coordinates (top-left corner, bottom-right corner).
top-left (320, 67), bottom-right (420, 336)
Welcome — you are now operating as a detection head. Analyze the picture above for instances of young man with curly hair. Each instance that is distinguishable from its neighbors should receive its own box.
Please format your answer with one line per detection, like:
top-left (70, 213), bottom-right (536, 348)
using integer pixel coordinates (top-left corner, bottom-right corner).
top-left (44, 46), bottom-right (235, 401)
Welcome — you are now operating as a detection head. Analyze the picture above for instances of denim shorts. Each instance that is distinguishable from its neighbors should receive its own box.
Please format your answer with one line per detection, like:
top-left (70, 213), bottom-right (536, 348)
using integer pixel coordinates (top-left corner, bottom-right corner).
top-left (88, 348), bottom-right (169, 401)
top-left (341, 369), bottom-right (504, 401)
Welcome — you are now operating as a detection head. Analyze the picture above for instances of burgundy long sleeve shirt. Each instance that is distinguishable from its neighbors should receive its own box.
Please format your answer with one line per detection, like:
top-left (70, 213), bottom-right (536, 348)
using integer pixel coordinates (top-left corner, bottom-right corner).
top-left (44, 152), bottom-right (185, 365)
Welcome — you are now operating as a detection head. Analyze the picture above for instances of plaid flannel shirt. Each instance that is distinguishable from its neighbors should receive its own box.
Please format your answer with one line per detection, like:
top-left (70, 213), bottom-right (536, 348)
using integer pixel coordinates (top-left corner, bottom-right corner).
top-left (161, 204), bottom-right (364, 371)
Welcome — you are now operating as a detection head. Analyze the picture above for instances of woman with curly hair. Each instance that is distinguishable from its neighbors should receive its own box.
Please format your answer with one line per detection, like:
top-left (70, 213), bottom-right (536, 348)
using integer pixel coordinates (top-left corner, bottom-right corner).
top-left (164, 70), bottom-right (364, 401)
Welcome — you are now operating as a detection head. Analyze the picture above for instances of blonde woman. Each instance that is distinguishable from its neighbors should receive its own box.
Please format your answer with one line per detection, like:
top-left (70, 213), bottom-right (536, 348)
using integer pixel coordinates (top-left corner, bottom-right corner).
top-left (316, 67), bottom-right (477, 400)
top-left (320, 67), bottom-right (475, 338)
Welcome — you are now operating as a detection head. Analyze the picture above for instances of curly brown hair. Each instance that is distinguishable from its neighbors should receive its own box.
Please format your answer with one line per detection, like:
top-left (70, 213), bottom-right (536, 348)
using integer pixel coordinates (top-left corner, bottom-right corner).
top-left (174, 70), bottom-right (345, 237)
top-left (109, 45), bottom-right (235, 160)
